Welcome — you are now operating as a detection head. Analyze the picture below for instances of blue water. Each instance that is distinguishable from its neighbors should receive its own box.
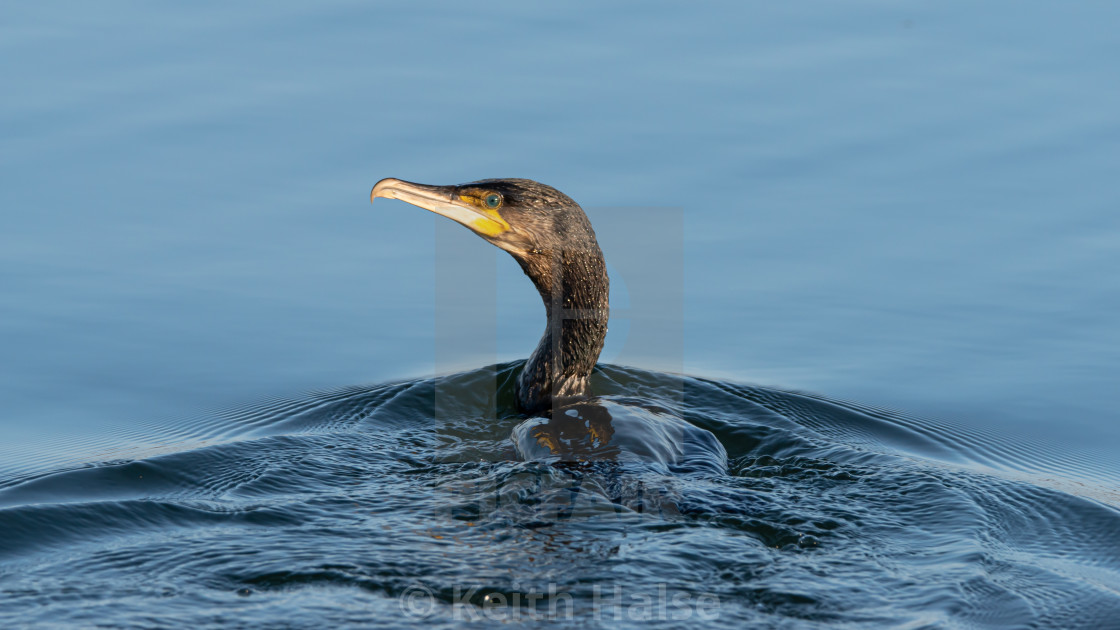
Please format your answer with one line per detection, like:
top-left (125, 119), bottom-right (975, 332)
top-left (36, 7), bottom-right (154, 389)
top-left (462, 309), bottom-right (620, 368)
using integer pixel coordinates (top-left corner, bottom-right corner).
top-left (3, 2), bottom-right (1120, 627)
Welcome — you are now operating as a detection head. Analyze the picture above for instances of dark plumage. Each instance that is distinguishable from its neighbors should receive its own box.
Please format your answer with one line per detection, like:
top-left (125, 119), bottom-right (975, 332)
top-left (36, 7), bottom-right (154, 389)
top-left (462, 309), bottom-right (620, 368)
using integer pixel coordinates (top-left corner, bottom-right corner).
top-left (371, 178), bottom-right (609, 413)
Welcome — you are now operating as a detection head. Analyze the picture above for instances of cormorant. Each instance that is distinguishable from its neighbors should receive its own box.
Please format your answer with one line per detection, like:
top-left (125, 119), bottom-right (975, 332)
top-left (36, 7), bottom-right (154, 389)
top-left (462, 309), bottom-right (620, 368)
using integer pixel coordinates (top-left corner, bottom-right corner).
top-left (371, 178), bottom-right (726, 474)
top-left (370, 178), bottom-right (609, 414)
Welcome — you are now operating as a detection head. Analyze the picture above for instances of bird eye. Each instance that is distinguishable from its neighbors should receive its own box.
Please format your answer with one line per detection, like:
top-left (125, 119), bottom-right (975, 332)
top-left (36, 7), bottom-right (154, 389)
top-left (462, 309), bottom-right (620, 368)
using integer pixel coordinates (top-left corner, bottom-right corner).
top-left (484, 193), bottom-right (502, 209)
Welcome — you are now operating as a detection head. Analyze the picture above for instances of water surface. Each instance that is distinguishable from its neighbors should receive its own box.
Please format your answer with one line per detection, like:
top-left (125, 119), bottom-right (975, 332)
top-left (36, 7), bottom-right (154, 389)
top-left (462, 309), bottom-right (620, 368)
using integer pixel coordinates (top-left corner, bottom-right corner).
top-left (2, 1), bottom-right (1119, 627)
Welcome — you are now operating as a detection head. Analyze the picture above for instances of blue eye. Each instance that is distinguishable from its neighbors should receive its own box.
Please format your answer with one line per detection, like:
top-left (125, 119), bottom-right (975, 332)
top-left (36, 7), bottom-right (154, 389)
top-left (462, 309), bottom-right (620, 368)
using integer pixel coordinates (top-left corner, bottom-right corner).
top-left (485, 193), bottom-right (501, 209)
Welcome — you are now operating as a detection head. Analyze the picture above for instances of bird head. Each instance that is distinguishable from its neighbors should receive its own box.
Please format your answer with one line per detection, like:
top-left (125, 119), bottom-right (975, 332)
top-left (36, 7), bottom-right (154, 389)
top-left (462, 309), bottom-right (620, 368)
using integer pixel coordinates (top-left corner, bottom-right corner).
top-left (370, 178), bottom-right (598, 263)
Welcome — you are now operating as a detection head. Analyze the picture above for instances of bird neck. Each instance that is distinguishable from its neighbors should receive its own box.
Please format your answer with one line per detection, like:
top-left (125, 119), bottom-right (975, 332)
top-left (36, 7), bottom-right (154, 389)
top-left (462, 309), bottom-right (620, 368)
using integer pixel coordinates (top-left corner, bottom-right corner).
top-left (515, 246), bottom-right (609, 413)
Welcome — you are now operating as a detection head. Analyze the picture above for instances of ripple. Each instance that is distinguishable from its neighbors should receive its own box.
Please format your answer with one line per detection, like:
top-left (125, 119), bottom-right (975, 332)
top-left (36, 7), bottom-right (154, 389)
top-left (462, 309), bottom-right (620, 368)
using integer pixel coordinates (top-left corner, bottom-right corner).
top-left (1, 362), bottom-right (1118, 628)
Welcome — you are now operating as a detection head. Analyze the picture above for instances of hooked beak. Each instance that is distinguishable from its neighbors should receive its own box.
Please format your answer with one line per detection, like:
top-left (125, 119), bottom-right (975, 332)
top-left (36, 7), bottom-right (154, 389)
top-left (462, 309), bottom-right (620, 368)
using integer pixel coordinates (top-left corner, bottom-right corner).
top-left (370, 178), bottom-right (510, 238)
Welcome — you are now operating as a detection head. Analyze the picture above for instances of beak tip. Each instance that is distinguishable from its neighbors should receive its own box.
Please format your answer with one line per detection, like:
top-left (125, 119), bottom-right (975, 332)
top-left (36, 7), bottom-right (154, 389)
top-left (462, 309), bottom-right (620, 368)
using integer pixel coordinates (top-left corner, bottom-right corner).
top-left (370, 177), bottom-right (405, 204)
